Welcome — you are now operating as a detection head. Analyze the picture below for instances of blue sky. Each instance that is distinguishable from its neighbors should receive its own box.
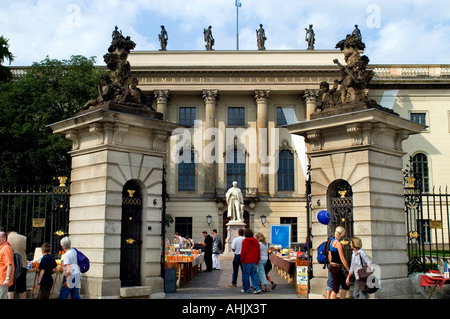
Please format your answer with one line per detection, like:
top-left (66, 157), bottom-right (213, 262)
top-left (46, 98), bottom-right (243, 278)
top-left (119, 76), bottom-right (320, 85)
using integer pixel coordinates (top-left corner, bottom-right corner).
top-left (2, 0), bottom-right (450, 66)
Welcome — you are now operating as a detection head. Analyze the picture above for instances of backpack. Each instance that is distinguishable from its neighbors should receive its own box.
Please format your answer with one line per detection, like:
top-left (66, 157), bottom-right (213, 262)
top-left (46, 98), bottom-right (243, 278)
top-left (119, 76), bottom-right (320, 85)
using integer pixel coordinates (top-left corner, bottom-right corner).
top-left (317, 237), bottom-right (333, 268)
top-left (13, 252), bottom-right (23, 279)
top-left (73, 248), bottom-right (90, 273)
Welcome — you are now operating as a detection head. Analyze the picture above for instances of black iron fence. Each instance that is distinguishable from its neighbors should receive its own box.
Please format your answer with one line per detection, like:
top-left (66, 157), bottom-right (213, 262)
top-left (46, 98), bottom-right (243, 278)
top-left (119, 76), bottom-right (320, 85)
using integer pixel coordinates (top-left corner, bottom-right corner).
top-left (0, 177), bottom-right (70, 260)
top-left (404, 161), bottom-right (450, 274)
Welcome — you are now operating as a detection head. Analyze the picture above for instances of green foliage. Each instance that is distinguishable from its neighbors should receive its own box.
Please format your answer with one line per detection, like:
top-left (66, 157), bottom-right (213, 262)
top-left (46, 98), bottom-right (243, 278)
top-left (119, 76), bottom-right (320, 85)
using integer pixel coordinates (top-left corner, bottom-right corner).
top-left (0, 55), bottom-right (106, 187)
top-left (0, 35), bottom-right (14, 83)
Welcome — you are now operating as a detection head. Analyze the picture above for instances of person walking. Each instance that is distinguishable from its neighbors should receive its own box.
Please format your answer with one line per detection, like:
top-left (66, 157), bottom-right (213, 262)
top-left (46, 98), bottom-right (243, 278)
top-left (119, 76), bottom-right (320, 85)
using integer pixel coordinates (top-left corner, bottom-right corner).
top-left (346, 237), bottom-right (372, 299)
top-left (328, 226), bottom-right (350, 299)
top-left (255, 233), bottom-right (269, 292)
top-left (199, 231), bottom-right (213, 272)
top-left (228, 228), bottom-right (244, 287)
top-left (240, 229), bottom-right (261, 294)
top-left (212, 229), bottom-right (222, 270)
top-left (59, 236), bottom-right (82, 299)
top-left (6, 227), bottom-right (27, 299)
top-left (0, 231), bottom-right (14, 299)
top-left (36, 243), bottom-right (57, 299)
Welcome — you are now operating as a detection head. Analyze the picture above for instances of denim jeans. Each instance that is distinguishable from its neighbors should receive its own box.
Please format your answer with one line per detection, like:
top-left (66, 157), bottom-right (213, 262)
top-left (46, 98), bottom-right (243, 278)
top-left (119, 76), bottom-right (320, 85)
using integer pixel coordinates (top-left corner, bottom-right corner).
top-left (59, 276), bottom-right (81, 299)
top-left (242, 263), bottom-right (261, 292)
top-left (353, 280), bottom-right (369, 299)
top-left (257, 259), bottom-right (268, 286)
top-left (231, 254), bottom-right (242, 285)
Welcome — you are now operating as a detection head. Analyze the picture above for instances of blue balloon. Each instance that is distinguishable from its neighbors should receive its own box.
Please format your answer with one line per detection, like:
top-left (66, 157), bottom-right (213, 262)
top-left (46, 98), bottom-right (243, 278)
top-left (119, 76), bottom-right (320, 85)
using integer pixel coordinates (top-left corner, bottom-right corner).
top-left (317, 210), bottom-right (330, 225)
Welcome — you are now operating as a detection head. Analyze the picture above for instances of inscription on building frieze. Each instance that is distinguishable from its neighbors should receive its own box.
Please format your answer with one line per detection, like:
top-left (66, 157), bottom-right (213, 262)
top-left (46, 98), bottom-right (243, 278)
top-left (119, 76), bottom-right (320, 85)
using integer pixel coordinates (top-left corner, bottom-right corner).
top-left (138, 75), bottom-right (335, 85)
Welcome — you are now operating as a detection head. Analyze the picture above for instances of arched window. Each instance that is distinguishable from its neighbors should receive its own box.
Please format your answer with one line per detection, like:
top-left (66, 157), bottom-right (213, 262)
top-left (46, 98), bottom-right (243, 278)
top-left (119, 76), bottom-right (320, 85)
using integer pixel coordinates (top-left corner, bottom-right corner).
top-left (413, 153), bottom-right (429, 193)
top-left (278, 150), bottom-right (294, 191)
top-left (178, 149), bottom-right (195, 191)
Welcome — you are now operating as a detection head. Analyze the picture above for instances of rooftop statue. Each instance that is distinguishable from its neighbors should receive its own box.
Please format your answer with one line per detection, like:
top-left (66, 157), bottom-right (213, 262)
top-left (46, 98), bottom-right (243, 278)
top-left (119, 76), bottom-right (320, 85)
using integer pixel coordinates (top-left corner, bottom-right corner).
top-left (256, 24), bottom-right (266, 50)
top-left (305, 24), bottom-right (315, 50)
top-left (159, 25), bottom-right (168, 51)
top-left (80, 26), bottom-right (156, 115)
top-left (204, 26), bottom-right (215, 51)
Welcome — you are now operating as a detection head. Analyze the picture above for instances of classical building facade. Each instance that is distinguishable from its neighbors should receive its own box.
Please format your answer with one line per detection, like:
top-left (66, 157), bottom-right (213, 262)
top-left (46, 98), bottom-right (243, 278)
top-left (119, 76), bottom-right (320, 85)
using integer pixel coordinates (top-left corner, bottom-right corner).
top-left (124, 50), bottom-right (450, 247)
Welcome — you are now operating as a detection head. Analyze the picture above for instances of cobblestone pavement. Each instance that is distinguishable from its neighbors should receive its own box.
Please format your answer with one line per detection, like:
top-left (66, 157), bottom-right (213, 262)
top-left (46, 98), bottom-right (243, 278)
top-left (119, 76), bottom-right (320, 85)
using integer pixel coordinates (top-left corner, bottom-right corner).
top-left (165, 255), bottom-right (314, 299)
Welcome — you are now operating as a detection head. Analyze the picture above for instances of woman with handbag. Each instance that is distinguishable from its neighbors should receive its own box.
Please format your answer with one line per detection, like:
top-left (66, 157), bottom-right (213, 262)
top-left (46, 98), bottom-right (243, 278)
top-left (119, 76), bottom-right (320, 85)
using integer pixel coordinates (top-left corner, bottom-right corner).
top-left (346, 237), bottom-right (372, 299)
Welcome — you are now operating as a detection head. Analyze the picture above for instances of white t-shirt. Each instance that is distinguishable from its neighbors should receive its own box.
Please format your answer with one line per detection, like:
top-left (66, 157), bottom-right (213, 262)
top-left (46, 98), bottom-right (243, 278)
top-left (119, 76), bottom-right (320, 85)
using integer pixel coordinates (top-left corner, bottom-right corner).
top-left (259, 242), bottom-right (269, 260)
top-left (231, 236), bottom-right (244, 255)
top-left (63, 248), bottom-right (81, 288)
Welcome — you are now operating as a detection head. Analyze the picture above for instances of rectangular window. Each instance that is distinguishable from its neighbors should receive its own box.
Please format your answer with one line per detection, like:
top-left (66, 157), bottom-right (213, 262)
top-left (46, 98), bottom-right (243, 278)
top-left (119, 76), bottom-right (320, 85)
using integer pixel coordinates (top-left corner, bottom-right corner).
top-left (226, 150), bottom-right (246, 189)
top-left (410, 112), bottom-right (428, 131)
top-left (277, 107), bottom-right (288, 126)
top-left (278, 150), bottom-right (295, 191)
top-left (178, 151), bottom-right (195, 191)
top-left (280, 217), bottom-right (298, 243)
top-left (228, 107), bottom-right (245, 126)
top-left (179, 107), bottom-right (196, 126)
top-left (175, 217), bottom-right (193, 239)
top-left (276, 107), bottom-right (297, 125)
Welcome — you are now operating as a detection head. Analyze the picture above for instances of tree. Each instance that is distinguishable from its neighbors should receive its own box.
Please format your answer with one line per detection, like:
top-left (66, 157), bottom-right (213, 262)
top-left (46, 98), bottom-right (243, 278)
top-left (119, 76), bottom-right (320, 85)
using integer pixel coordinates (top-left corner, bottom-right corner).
top-left (0, 55), bottom-right (106, 187)
top-left (0, 36), bottom-right (15, 83)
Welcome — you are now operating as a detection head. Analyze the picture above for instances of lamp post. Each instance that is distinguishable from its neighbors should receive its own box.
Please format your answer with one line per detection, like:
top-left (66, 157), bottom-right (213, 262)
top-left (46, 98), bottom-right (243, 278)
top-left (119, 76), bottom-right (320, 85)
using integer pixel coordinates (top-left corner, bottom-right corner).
top-left (206, 215), bottom-right (212, 226)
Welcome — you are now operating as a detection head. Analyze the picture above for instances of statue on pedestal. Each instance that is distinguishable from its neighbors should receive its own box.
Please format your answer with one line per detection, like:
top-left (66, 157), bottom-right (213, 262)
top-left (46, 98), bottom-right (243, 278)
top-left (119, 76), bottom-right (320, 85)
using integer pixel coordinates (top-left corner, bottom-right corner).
top-left (226, 181), bottom-right (244, 222)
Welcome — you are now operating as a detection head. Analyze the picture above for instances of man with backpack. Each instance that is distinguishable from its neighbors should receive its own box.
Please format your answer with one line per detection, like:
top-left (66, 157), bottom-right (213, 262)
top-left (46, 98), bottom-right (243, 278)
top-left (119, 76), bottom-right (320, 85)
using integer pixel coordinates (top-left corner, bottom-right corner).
top-left (59, 236), bottom-right (82, 299)
top-left (7, 227), bottom-right (27, 299)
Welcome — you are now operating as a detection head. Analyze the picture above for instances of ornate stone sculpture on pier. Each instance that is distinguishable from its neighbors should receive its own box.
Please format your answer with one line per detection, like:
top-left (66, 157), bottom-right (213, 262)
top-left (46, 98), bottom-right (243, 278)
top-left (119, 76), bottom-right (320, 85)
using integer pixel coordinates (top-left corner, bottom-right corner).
top-left (311, 26), bottom-right (395, 119)
top-left (79, 26), bottom-right (159, 117)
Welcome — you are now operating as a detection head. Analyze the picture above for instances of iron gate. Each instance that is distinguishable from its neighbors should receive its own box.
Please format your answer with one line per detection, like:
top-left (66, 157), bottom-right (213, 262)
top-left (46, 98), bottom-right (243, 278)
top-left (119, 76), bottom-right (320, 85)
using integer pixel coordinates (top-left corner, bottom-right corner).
top-left (404, 158), bottom-right (450, 274)
top-left (0, 176), bottom-right (70, 259)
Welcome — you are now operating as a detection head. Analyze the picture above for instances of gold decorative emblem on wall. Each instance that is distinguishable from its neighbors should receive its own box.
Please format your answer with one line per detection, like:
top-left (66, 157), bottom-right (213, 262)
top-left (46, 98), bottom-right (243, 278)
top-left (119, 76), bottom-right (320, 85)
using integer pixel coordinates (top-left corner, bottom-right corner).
top-left (54, 230), bottom-right (65, 236)
top-left (58, 176), bottom-right (68, 187)
top-left (127, 190), bottom-right (135, 197)
top-left (126, 238), bottom-right (136, 244)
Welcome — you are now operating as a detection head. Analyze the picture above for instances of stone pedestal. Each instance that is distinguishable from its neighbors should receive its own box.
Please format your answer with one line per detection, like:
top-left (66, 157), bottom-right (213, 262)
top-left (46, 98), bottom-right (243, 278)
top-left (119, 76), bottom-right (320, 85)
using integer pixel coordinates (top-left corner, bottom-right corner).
top-left (223, 220), bottom-right (246, 257)
top-left (50, 105), bottom-right (180, 299)
top-left (288, 107), bottom-right (424, 298)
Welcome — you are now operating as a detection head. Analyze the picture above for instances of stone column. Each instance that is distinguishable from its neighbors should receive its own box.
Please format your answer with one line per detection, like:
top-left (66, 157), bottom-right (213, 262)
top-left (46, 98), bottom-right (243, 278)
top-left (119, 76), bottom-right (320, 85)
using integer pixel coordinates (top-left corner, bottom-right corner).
top-left (202, 89), bottom-right (219, 195)
top-left (50, 106), bottom-right (181, 299)
top-left (287, 108), bottom-right (424, 299)
top-left (303, 89), bottom-right (319, 120)
top-left (154, 90), bottom-right (171, 120)
top-left (255, 90), bottom-right (270, 196)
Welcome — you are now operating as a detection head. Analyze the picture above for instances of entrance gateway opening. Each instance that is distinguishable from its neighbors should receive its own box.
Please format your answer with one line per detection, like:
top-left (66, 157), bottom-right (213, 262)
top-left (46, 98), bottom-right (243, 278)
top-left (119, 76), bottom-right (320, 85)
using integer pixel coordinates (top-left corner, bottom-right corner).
top-left (120, 180), bottom-right (143, 287)
top-left (327, 179), bottom-right (354, 264)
